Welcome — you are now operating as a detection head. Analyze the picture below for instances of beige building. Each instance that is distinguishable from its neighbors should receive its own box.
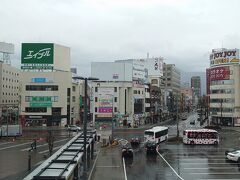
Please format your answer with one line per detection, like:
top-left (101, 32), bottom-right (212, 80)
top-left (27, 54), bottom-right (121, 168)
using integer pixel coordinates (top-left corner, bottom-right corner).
top-left (91, 81), bottom-right (146, 128)
top-left (163, 64), bottom-right (181, 96)
top-left (0, 42), bottom-right (20, 125)
top-left (209, 48), bottom-right (240, 126)
top-left (19, 43), bottom-right (79, 126)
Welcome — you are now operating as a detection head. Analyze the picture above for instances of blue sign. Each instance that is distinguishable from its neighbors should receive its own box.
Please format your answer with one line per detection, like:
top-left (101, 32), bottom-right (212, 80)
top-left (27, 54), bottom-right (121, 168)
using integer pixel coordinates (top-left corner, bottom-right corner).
top-left (32, 78), bottom-right (48, 83)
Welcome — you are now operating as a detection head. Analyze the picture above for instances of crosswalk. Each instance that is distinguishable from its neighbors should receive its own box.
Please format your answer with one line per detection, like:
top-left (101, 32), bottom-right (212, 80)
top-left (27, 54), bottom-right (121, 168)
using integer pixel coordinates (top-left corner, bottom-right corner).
top-left (158, 144), bottom-right (240, 180)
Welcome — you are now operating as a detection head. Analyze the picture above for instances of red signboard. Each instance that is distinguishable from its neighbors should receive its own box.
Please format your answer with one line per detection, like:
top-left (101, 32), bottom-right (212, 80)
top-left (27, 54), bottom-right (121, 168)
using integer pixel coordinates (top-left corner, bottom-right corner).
top-left (210, 66), bottom-right (230, 81)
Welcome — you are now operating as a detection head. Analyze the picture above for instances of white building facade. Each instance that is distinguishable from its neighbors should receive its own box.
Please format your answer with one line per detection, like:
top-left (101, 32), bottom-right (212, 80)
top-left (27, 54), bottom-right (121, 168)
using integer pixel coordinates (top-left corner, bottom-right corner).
top-left (91, 57), bottom-right (164, 127)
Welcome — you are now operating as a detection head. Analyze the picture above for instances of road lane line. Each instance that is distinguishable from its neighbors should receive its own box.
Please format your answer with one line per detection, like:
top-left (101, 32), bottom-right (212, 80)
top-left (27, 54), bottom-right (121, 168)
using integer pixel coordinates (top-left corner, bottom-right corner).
top-left (0, 142), bottom-right (13, 146)
top-left (197, 179), bottom-right (240, 180)
top-left (174, 158), bottom-right (227, 161)
top-left (180, 162), bottom-right (235, 164)
top-left (38, 145), bottom-right (63, 154)
top-left (88, 150), bottom-right (100, 180)
top-left (123, 158), bottom-right (128, 180)
top-left (20, 138), bottom-right (69, 151)
top-left (184, 167), bottom-right (240, 169)
top-left (190, 172), bottom-right (240, 175)
top-left (0, 142), bottom-right (32, 151)
top-left (156, 145), bottom-right (184, 180)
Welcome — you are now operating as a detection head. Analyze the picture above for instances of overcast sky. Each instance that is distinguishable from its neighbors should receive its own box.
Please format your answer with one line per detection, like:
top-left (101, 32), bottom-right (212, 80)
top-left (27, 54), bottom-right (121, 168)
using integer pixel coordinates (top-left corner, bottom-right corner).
top-left (1, 0), bottom-right (240, 76)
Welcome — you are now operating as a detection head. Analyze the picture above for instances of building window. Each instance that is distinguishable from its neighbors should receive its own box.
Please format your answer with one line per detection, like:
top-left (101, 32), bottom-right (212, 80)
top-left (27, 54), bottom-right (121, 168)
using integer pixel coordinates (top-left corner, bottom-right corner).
top-left (72, 96), bottom-right (76, 102)
top-left (95, 87), bottom-right (98, 92)
top-left (26, 85), bottom-right (58, 91)
top-left (25, 107), bottom-right (47, 113)
top-left (95, 97), bottom-right (98, 102)
top-left (151, 79), bottom-right (158, 84)
top-left (72, 86), bottom-right (76, 92)
top-left (134, 90), bottom-right (138, 94)
top-left (95, 107), bottom-right (97, 112)
top-left (138, 90), bottom-right (140, 94)
top-left (114, 87), bottom-right (117, 92)
top-left (114, 107), bottom-right (117, 112)
top-left (114, 97), bottom-right (117, 102)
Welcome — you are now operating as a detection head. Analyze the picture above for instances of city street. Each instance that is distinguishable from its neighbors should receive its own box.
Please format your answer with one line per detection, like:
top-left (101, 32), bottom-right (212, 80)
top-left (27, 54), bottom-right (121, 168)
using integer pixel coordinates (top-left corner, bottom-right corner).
top-left (109, 113), bottom-right (240, 180)
top-left (0, 128), bottom-right (75, 180)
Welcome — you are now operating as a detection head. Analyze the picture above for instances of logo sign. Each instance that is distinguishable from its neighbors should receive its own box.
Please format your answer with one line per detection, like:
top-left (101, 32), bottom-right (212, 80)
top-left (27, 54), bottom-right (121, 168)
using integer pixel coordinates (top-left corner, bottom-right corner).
top-left (210, 49), bottom-right (239, 66)
top-left (210, 66), bottom-right (230, 81)
top-left (21, 43), bottom-right (54, 65)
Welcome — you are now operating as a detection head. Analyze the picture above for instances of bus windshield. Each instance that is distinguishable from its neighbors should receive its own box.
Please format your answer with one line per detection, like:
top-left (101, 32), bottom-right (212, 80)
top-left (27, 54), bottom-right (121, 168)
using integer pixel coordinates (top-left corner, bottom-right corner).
top-left (145, 131), bottom-right (154, 136)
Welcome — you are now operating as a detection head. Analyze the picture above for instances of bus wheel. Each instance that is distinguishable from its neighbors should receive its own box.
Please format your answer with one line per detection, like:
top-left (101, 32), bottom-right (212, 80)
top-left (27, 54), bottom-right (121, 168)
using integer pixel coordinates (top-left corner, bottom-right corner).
top-left (190, 141), bottom-right (194, 145)
top-left (214, 141), bottom-right (218, 145)
top-left (238, 158), bottom-right (240, 166)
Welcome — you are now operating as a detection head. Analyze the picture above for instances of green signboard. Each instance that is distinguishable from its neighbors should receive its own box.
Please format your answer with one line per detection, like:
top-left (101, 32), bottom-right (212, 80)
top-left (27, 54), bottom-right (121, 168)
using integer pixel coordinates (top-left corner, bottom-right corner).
top-left (30, 102), bottom-right (52, 107)
top-left (21, 43), bottom-right (54, 64)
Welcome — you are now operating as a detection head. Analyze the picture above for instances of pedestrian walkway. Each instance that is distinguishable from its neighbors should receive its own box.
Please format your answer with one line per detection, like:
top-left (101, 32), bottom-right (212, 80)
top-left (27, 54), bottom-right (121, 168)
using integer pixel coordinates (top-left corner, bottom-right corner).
top-left (89, 146), bottom-right (125, 180)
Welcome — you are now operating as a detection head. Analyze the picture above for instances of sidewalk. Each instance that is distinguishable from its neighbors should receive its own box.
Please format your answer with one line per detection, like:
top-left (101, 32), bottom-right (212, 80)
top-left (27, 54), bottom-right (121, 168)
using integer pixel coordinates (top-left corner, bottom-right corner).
top-left (89, 145), bottom-right (125, 180)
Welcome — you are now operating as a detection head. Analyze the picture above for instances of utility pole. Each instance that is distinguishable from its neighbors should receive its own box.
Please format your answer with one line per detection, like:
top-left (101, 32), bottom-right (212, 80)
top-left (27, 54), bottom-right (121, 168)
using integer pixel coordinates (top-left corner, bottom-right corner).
top-left (220, 99), bottom-right (223, 125)
top-left (176, 96), bottom-right (179, 138)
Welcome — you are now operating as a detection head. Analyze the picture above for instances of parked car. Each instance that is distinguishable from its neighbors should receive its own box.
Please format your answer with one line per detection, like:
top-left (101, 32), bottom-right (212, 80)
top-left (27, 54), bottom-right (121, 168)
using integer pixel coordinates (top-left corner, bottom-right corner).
top-left (225, 149), bottom-right (240, 163)
top-left (67, 125), bottom-right (81, 132)
top-left (145, 141), bottom-right (158, 154)
top-left (122, 145), bottom-right (133, 158)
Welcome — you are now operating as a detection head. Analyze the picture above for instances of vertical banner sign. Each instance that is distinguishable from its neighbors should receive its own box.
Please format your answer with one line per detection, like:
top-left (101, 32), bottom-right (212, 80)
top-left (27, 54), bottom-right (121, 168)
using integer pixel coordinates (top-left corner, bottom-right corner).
top-left (98, 88), bottom-right (114, 116)
top-left (21, 43), bottom-right (54, 69)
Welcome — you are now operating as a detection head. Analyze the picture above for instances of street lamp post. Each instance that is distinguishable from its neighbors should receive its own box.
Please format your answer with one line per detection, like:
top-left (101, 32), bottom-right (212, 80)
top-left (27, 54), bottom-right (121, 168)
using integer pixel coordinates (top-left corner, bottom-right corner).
top-left (72, 76), bottom-right (98, 178)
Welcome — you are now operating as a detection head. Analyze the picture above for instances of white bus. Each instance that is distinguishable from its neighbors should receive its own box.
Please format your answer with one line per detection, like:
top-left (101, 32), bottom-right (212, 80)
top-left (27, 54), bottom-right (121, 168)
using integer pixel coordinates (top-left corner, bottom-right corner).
top-left (183, 129), bottom-right (219, 145)
top-left (144, 126), bottom-right (168, 144)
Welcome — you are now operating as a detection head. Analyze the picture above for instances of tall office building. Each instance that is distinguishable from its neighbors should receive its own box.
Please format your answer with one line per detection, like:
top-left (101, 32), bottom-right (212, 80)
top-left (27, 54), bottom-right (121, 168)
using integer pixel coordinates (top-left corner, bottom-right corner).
top-left (191, 76), bottom-right (201, 106)
top-left (0, 42), bottom-right (20, 125)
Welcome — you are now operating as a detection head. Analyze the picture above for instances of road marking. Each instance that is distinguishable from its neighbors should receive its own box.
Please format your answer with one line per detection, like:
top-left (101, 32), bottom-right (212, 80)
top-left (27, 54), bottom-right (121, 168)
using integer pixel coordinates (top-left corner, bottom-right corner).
top-left (184, 167), bottom-right (240, 169)
top-left (180, 162), bottom-right (236, 165)
top-left (38, 145), bottom-right (63, 154)
top-left (0, 141), bottom-right (13, 146)
top-left (123, 158), bottom-right (128, 180)
top-left (175, 158), bottom-right (227, 161)
top-left (156, 145), bottom-right (184, 180)
top-left (88, 150), bottom-right (101, 180)
top-left (197, 179), bottom-right (240, 180)
top-left (190, 172), bottom-right (240, 175)
top-left (96, 165), bottom-right (120, 168)
top-left (20, 138), bottom-right (69, 151)
top-left (0, 142), bottom-right (32, 151)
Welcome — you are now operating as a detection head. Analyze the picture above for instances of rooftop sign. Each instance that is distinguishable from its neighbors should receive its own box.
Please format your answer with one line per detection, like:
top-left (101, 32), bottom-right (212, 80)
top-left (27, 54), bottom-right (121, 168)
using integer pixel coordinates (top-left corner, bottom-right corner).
top-left (21, 43), bottom-right (54, 69)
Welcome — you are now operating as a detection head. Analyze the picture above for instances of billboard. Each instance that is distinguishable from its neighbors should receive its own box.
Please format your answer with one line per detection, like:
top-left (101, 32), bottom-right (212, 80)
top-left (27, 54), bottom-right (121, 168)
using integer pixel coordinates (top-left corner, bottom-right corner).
top-left (210, 66), bottom-right (230, 81)
top-left (21, 43), bottom-right (54, 69)
top-left (97, 88), bottom-right (114, 115)
top-left (210, 49), bottom-right (239, 66)
top-left (132, 59), bottom-right (145, 82)
top-left (144, 57), bottom-right (164, 77)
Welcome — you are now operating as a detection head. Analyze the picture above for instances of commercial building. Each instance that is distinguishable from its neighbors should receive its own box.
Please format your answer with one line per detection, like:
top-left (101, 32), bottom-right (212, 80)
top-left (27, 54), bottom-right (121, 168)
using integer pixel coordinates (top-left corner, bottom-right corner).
top-left (91, 57), bottom-right (164, 126)
top-left (208, 48), bottom-right (240, 126)
top-left (20, 43), bottom-right (79, 126)
top-left (0, 42), bottom-right (20, 125)
top-left (191, 76), bottom-right (201, 106)
top-left (163, 64), bottom-right (181, 96)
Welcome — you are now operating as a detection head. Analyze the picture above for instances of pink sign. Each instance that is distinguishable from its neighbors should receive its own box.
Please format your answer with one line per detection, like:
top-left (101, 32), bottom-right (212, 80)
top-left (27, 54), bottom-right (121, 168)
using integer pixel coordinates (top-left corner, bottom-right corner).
top-left (99, 107), bottom-right (113, 113)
